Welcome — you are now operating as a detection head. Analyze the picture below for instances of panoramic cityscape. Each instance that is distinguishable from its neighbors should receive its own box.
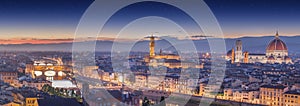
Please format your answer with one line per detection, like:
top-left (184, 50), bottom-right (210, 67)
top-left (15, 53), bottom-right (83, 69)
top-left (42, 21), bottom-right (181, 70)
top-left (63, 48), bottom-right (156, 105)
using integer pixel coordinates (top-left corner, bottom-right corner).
top-left (1, 0), bottom-right (300, 106)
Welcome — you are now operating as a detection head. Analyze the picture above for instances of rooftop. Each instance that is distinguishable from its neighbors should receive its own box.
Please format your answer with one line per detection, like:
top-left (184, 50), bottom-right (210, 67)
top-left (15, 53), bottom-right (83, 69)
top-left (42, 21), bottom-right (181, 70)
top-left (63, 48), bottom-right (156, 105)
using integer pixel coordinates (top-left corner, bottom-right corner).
top-left (284, 90), bottom-right (300, 95)
top-left (37, 97), bottom-right (82, 106)
top-left (260, 85), bottom-right (286, 89)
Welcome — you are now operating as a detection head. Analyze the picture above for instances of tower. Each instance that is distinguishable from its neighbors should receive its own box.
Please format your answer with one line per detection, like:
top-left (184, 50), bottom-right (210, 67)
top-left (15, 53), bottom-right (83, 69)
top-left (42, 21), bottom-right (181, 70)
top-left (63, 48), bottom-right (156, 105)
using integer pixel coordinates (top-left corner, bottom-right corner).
top-left (275, 30), bottom-right (279, 39)
top-left (243, 51), bottom-right (249, 63)
top-left (149, 36), bottom-right (155, 57)
top-left (231, 48), bottom-right (235, 64)
top-left (235, 40), bottom-right (243, 63)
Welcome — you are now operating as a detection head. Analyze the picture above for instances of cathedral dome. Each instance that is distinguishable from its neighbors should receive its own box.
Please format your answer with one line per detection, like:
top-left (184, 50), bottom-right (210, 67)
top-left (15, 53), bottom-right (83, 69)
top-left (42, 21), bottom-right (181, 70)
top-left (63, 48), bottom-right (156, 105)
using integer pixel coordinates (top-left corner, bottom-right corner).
top-left (266, 32), bottom-right (287, 51)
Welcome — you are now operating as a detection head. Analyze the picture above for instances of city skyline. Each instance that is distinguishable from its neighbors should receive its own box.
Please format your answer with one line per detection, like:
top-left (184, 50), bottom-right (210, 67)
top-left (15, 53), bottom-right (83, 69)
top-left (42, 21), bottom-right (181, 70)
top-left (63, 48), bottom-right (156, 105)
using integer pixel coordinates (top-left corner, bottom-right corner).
top-left (1, 0), bottom-right (300, 44)
top-left (2, 1), bottom-right (300, 106)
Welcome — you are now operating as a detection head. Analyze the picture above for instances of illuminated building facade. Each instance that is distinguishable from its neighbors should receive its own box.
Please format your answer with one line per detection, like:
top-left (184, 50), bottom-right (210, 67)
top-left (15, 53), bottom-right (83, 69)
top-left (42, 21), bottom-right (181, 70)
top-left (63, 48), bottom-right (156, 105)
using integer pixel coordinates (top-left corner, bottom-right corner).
top-left (259, 85), bottom-right (287, 106)
top-left (226, 31), bottom-right (293, 64)
top-left (144, 36), bottom-right (201, 69)
top-left (2, 102), bottom-right (21, 106)
top-left (26, 59), bottom-right (71, 80)
top-left (0, 70), bottom-right (18, 86)
top-left (283, 90), bottom-right (300, 106)
top-left (26, 98), bottom-right (38, 106)
top-left (265, 31), bottom-right (291, 64)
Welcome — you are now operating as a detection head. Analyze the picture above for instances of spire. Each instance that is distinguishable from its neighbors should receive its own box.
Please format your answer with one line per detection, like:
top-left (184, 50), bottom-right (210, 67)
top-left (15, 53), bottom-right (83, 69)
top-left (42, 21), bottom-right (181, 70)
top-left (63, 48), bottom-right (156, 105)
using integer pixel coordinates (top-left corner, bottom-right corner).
top-left (275, 30), bottom-right (279, 39)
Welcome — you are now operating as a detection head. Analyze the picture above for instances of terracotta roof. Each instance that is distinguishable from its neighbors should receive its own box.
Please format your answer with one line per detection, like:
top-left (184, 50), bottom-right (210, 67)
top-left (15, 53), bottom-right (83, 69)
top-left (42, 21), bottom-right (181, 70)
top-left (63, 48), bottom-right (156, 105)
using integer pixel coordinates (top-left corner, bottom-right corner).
top-left (266, 35), bottom-right (287, 51)
top-left (260, 85), bottom-right (286, 89)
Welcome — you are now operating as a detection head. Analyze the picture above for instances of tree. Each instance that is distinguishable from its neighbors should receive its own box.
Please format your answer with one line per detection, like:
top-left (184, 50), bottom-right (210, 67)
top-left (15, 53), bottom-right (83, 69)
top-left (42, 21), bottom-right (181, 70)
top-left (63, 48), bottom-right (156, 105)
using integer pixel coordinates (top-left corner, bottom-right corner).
top-left (71, 89), bottom-right (76, 97)
top-left (54, 88), bottom-right (60, 95)
top-left (142, 97), bottom-right (150, 106)
top-left (42, 84), bottom-right (49, 92)
top-left (49, 87), bottom-right (55, 95)
top-left (59, 88), bottom-right (64, 95)
top-left (64, 89), bottom-right (69, 97)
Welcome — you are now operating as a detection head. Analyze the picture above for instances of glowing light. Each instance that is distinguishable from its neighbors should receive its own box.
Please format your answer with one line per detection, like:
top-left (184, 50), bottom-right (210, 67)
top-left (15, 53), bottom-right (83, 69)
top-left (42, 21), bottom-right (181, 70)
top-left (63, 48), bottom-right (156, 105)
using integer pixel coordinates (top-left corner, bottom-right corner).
top-left (34, 71), bottom-right (42, 76)
top-left (58, 71), bottom-right (64, 76)
top-left (45, 71), bottom-right (56, 76)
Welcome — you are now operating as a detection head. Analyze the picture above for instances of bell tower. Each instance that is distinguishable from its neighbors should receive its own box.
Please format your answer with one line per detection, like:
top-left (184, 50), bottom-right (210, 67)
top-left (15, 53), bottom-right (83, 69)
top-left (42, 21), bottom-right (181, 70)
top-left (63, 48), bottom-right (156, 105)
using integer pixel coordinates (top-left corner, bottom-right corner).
top-left (149, 35), bottom-right (155, 57)
top-left (235, 40), bottom-right (243, 63)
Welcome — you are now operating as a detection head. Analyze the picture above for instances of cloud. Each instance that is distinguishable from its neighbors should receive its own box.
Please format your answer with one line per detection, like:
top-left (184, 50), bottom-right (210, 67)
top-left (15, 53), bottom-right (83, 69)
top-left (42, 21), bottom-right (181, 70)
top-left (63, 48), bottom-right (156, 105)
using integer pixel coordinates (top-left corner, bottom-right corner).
top-left (0, 37), bottom-right (137, 44)
top-left (0, 38), bottom-right (74, 45)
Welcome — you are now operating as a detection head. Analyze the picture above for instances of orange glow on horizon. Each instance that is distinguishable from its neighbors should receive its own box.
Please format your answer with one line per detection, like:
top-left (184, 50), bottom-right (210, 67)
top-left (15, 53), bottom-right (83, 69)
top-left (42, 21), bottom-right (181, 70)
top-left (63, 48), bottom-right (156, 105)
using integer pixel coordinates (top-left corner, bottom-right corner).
top-left (0, 39), bottom-right (74, 45)
top-left (1, 33), bottom-right (300, 44)
top-left (0, 37), bottom-right (138, 44)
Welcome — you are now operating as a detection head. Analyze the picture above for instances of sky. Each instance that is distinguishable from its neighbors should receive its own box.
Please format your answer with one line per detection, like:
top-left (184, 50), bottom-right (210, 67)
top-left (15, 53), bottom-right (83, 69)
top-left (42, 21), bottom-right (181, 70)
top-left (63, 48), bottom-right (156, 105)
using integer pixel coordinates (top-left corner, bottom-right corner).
top-left (0, 0), bottom-right (300, 44)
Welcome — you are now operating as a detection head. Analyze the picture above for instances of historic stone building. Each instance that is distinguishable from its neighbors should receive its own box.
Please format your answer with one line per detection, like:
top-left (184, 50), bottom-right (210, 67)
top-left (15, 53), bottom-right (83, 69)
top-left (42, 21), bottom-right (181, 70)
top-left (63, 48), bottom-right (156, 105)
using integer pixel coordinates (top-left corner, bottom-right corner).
top-left (226, 31), bottom-right (292, 64)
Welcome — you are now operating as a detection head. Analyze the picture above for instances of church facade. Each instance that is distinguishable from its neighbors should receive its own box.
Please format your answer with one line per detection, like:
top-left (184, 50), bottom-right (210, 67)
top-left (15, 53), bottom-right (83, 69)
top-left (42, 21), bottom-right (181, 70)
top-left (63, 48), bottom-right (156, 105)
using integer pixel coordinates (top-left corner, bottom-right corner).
top-left (226, 32), bottom-right (292, 64)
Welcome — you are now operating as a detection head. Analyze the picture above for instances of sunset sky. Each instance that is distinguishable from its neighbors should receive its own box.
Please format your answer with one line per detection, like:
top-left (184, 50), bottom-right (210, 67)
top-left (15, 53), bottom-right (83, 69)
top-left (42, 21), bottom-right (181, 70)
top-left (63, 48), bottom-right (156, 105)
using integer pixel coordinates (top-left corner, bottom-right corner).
top-left (1, 0), bottom-right (300, 44)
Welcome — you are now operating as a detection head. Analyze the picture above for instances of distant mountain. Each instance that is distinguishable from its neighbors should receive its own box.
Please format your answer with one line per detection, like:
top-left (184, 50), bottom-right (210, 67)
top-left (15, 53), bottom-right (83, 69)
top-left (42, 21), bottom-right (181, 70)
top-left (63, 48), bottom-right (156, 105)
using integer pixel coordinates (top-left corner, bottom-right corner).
top-left (1, 36), bottom-right (300, 54)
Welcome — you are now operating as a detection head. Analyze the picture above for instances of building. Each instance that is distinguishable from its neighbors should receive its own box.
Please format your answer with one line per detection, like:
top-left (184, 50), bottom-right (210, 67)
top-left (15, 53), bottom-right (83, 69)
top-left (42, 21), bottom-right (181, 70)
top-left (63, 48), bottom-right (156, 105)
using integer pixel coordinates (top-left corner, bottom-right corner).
top-left (81, 66), bottom-right (98, 78)
top-left (232, 90), bottom-right (260, 104)
top-left (226, 31), bottom-right (293, 64)
top-left (51, 80), bottom-right (77, 88)
top-left (265, 32), bottom-right (290, 64)
top-left (223, 89), bottom-right (260, 104)
top-left (25, 96), bottom-right (82, 106)
top-left (226, 48), bottom-right (235, 64)
top-left (283, 90), bottom-right (300, 106)
top-left (248, 54), bottom-right (266, 63)
top-left (235, 40), bottom-right (243, 63)
top-left (1, 102), bottom-right (21, 106)
top-left (26, 98), bottom-right (38, 106)
top-left (149, 35), bottom-right (155, 58)
top-left (199, 83), bottom-right (207, 96)
top-left (29, 60), bottom-right (71, 80)
top-left (259, 85), bottom-right (288, 106)
top-left (36, 97), bottom-right (82, 106)
top-left (25, 64), bottom-right (34, 74)
top-left (21, 78), bottom-right (52, 90)
top-left (144, 36), bottom-right (201, 69)
top-left (0, 70), bottom-right (18, 86)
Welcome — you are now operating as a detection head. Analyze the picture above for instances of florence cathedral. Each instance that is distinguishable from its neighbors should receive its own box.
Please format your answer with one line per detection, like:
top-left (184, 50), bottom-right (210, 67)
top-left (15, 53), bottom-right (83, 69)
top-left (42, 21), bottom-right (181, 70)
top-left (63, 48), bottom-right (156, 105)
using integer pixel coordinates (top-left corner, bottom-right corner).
top-left (226, 31), bottom-right (292, 64)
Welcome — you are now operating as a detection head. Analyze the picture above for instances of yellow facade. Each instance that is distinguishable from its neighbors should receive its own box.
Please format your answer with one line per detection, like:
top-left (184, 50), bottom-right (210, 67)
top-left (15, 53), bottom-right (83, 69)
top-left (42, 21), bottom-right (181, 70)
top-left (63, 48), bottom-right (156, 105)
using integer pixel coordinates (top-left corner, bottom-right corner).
top-left (153, 55), bottom-right (180, 60)
top-left (199, 83), bottom-right (206, 96)
top-left (25, 98), bottom-right (38, 106)
top-left (0, 71), bottom-right (18, 86)
top-left (2, 102), bottom-right (21, 106)
top-left (25, 64), bottom-right (34, 74)
top-left (259, 86), bottom-right (285, 106)
top-left (283, 93), bottom-right (300, 106)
